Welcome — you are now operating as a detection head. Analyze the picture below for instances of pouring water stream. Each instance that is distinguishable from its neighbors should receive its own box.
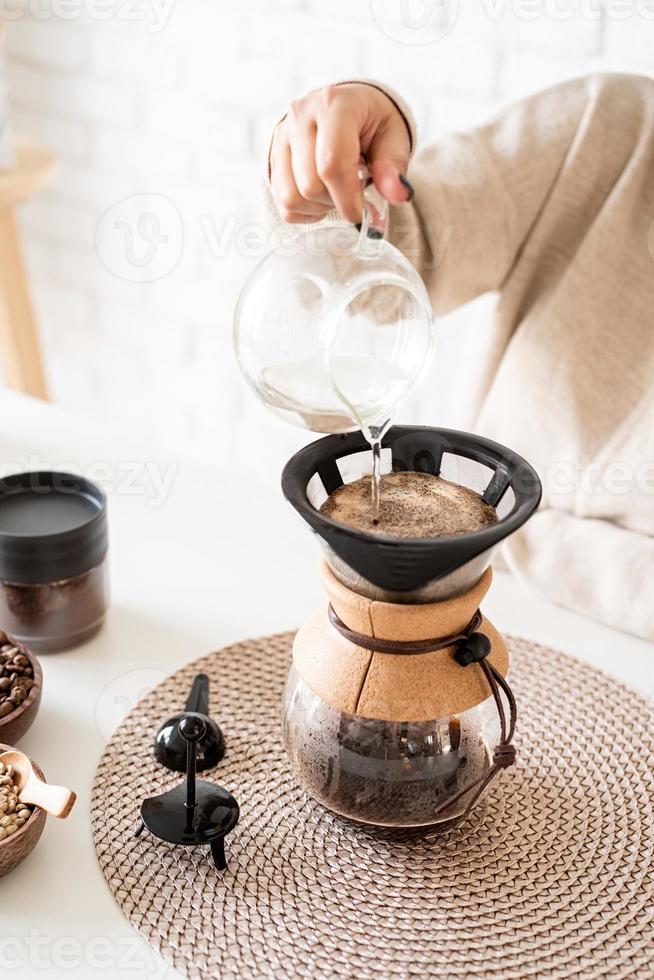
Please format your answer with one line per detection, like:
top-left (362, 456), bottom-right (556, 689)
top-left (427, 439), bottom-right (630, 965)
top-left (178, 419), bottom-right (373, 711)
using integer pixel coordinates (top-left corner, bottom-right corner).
top-left (323, 203), bottom-right (402, 523)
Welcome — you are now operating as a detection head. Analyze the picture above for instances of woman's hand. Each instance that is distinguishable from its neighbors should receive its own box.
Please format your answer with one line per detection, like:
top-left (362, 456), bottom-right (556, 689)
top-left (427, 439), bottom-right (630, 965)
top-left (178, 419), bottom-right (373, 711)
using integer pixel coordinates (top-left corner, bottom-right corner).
top-left (270, 82), bottom-right (412, 225)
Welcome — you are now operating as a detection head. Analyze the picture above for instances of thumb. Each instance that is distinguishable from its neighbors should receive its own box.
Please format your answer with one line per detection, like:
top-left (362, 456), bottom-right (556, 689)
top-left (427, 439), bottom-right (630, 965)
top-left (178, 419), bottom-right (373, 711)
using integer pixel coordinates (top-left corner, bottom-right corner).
top-left (366, 119), bottom-right (412, 204)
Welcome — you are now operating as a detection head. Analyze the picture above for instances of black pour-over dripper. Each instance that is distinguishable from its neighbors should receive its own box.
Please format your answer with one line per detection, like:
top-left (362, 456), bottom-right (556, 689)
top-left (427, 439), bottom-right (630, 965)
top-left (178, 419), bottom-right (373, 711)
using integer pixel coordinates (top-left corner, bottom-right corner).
top-left (154, 673), bottom-right (225, 773)
top-left (282, 426), bottom-right (542, 593)
top-left (136, 714), bottom-right (239, 871)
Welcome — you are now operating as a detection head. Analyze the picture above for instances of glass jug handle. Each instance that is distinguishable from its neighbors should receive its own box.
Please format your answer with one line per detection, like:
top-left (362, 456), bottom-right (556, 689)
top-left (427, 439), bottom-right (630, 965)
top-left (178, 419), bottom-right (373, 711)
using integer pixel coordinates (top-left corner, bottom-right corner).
top-left (356, 163), bottom-right (388, 249)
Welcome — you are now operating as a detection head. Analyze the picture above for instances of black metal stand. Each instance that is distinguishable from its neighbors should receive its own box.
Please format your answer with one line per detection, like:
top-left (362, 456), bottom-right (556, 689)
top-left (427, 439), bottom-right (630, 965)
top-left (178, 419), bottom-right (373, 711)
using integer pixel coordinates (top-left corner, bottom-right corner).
top-left (136, 714), bottom-right (239, 871)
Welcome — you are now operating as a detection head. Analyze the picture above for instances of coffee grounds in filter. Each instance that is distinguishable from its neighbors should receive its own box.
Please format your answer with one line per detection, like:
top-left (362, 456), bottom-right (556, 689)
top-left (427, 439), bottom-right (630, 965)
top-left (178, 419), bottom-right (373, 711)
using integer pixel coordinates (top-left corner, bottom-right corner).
top-left (319, 471), bottom-right (498, 538)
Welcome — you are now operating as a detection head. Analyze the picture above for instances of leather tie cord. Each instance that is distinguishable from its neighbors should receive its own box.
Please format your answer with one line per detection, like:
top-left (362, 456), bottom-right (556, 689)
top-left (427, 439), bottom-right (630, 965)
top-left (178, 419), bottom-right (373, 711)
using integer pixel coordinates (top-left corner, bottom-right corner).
top-left (328, 605), bottom-right (483, 656)
top-left (327, 604), bottom-right (517, 822)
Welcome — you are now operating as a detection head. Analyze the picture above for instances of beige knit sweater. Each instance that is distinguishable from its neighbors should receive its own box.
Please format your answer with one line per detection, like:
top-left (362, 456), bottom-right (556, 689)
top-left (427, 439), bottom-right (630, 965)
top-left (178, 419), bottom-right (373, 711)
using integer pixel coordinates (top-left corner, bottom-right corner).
top-left (268, 74), bottom-right (654, 640)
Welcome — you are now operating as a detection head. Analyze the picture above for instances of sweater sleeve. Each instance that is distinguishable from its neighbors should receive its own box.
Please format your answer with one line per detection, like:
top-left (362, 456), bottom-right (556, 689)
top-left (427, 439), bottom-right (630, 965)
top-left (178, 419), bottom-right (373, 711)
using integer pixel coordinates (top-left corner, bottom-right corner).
top-left (503, 510), bottom-right (654, 640)
top-left (389, 72), bottom-right (654, 313)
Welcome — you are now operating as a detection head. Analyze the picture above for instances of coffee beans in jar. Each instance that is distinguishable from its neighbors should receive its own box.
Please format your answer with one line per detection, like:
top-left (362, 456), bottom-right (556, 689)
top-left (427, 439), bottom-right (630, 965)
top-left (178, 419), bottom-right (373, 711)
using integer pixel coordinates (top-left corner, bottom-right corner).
top-left (0, 643), bottom-right (34, 720)
top-left (0, 759), bottom-right (32, 840)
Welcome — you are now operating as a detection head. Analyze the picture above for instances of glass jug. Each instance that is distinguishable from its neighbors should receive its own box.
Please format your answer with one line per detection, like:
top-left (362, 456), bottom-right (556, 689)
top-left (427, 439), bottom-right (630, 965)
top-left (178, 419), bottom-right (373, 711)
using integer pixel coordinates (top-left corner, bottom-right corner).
top-left (233, 170), bottom-right (435, 441)
top-left (282, 665), bottom-right (502, 827)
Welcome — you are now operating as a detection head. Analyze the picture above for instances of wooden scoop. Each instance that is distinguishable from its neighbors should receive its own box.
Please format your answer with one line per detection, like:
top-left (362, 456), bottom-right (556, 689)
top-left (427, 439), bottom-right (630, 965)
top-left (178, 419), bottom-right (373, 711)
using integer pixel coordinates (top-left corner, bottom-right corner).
top-left (0, 751), bottom-right (76, 818)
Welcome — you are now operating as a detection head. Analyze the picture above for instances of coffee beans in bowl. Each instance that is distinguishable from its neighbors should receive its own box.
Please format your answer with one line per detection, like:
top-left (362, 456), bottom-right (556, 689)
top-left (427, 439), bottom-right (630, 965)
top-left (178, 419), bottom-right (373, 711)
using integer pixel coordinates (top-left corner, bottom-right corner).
top-left (0, 743), bottom-right (46, 877)
top-left (0, 633), bottom-right (42, 745)
top-left (0, 758), bottom-right (33, 840)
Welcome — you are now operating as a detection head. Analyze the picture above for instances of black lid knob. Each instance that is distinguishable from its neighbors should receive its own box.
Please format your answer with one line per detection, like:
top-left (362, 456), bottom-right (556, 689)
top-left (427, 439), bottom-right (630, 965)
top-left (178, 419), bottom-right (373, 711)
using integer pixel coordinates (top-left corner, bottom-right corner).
top-left (179, 713), bottom-right (206, 742)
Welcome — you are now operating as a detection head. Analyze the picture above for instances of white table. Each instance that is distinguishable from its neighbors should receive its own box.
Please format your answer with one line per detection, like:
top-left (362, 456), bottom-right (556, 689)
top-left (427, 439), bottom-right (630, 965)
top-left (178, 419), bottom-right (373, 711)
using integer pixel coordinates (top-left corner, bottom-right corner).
top-left (1, 390), bottom-right (652, 979)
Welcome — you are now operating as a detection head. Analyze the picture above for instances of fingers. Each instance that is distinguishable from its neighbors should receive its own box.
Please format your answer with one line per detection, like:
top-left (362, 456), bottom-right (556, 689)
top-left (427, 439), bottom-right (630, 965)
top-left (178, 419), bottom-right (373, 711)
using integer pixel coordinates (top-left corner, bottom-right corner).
top-left (270, 88), bottom-right (363, 223)
top-left (269, 83), bottom-right (413, 225)
top-left (314, 110), bottom-right (363, 224)
top-left (270, 129), bottom-right (333, 223)
top-left (366, 114), bottom-right (412, 205)
top-left (287, 120), bottom-right (332, 209)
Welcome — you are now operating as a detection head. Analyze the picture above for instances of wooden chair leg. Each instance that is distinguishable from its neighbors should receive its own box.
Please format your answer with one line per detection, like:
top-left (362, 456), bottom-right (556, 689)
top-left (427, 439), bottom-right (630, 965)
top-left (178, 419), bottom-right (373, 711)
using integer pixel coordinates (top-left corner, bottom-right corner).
top-left (0, 206), bottom-right (48, 400)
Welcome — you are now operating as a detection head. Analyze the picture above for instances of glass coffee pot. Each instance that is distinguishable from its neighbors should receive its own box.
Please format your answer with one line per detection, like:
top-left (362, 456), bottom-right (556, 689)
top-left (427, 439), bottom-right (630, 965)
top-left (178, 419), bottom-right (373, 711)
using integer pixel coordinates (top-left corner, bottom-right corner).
top-left (279, 427), bottom-right (541, 828)
top-left (233, 169), bottom-right (435, 444)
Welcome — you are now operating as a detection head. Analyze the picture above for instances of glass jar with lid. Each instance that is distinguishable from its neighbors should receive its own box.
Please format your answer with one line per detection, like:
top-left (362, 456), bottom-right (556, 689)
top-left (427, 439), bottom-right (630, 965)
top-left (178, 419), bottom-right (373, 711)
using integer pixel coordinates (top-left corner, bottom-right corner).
top-left (0, 471), bottom-right (109, 652)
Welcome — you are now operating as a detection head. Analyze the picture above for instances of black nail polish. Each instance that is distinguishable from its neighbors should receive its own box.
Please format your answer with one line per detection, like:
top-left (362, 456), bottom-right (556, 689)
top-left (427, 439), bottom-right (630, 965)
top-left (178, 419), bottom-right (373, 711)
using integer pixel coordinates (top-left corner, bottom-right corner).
top-left (353, 222), bottom-right (383, 240)
top-left (399, 174), bottom-right (414, 201)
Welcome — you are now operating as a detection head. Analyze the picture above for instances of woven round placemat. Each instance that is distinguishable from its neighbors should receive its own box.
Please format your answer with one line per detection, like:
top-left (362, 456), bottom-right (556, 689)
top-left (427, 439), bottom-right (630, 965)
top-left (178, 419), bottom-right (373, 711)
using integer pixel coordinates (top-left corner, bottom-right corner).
top-left (92, 633), bottom-right (654, 980)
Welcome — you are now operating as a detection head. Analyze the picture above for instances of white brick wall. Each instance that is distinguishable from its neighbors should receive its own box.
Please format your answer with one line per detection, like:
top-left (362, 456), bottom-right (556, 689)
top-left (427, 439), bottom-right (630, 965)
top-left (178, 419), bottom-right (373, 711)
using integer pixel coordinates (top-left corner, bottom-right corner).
top-left (1, 0), bottom-right (654, 481)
